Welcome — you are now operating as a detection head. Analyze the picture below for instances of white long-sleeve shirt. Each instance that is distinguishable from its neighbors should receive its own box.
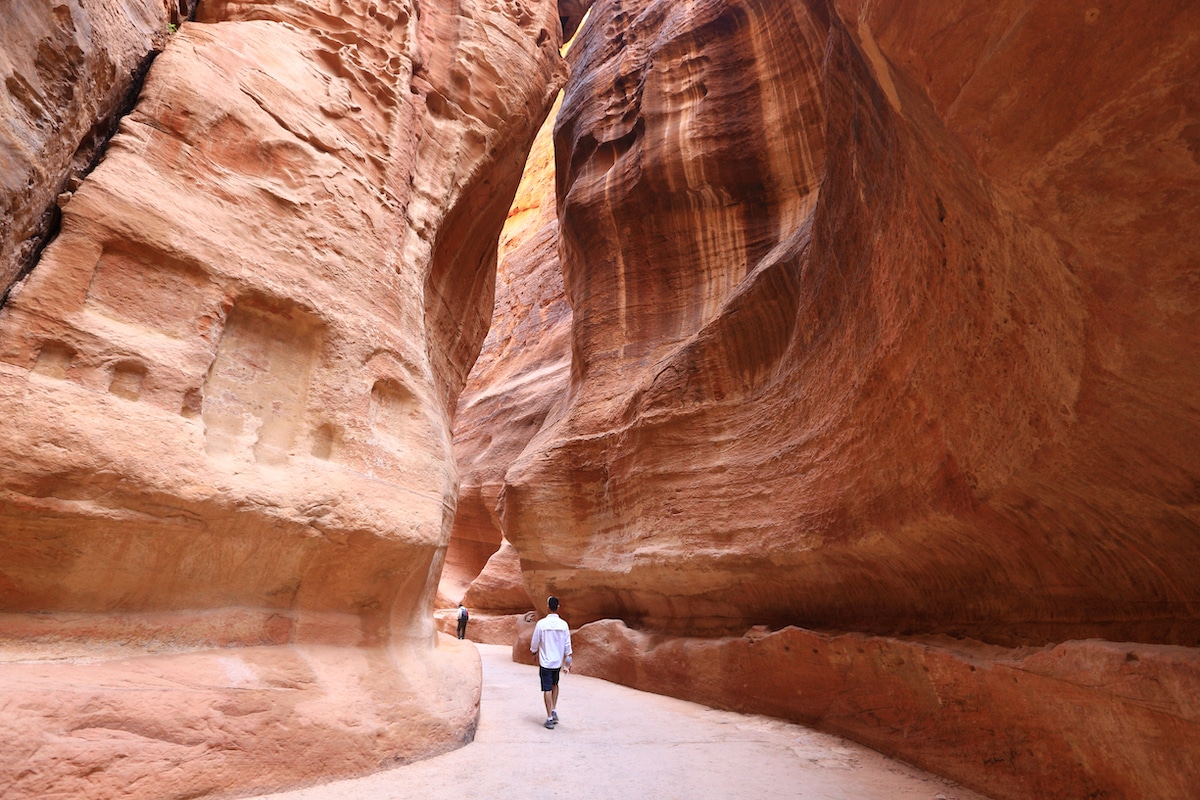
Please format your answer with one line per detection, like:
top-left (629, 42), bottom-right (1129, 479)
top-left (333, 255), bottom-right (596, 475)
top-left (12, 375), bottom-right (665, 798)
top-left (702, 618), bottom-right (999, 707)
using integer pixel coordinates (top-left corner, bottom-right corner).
top-left (530, 613), bottom-right (572, 669)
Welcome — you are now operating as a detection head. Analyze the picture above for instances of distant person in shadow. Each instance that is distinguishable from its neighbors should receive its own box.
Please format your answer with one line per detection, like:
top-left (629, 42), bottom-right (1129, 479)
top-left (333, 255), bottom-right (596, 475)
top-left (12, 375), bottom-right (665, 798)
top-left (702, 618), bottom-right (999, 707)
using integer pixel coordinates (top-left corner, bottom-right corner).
top-left (457, 604), bottom-right (469, 640)
top-left (530, 595), bottom-right (572, 729)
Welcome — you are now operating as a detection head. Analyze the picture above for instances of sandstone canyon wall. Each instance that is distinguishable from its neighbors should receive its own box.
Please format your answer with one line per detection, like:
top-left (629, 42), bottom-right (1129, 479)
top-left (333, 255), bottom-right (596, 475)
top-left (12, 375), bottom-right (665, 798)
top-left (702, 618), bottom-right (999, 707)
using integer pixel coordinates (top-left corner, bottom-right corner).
top-left (438, 94), bottom-right (573, 648)
top-left (510, 0), bottom-right (1200, 644)
top-left (487, 0), bottom-right (1199, 798)
top-left (0, 0), bottom-right (566, 797)
top-left (0, 0), bottom-right (192, 296)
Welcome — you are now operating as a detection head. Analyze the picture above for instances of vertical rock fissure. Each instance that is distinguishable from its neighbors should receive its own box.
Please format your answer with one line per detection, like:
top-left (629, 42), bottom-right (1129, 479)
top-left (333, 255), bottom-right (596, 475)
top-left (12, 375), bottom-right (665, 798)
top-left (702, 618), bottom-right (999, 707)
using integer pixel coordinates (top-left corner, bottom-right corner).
top-left (0, 1), bottom-right (200, 309)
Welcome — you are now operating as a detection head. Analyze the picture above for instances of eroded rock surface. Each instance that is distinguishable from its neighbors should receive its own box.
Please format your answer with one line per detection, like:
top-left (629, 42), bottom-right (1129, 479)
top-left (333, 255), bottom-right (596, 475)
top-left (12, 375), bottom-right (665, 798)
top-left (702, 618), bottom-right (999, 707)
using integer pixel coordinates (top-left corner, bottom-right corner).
top-left (494, 1), bottom-right (1200, 798)
top-left (0, 0), bottom-right (186, 295)
top-left (0, 0), bottom-right (565, 796)
top-left (506, 0), bottom-right (1200, 646)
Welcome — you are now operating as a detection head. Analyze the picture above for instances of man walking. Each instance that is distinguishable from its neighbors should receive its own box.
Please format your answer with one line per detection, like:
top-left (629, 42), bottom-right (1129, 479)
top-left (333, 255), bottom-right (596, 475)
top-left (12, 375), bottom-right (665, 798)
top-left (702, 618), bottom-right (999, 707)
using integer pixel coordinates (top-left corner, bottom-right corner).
top-left (530, 595), bottom-right (572, 729)
top-left (456, 604), bottom-right (468, 640)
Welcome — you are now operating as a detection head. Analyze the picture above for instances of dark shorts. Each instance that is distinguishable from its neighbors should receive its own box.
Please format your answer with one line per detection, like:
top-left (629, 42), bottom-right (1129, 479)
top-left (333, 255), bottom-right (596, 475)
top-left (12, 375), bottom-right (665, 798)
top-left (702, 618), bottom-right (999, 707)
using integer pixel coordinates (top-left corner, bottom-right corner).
top-left (538, 665), bottom-right (561, 692)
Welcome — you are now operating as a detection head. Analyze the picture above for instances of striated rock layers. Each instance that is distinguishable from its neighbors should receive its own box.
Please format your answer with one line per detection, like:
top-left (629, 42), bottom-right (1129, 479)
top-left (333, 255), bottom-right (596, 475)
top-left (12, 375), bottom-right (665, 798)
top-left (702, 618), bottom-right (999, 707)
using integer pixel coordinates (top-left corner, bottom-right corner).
top-left (506, 0), bottom-right (1200, 650)
top-left (0, 0), bottom-right (565, 797)
top-left (493, 0), bottom-right (1200, 798)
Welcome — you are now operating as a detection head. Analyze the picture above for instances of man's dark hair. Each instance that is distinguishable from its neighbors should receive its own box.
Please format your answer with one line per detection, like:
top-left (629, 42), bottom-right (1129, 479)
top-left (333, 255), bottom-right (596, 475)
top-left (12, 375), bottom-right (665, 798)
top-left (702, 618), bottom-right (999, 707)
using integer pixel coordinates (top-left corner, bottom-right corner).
top-left (548, 596), bottom-right (559, 612)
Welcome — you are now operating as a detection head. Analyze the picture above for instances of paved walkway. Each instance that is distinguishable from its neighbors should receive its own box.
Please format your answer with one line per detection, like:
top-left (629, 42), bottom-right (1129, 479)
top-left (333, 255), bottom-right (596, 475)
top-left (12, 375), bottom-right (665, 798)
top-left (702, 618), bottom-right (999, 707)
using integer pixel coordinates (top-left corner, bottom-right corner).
top-left (249, 644), bottom-right (990, 800)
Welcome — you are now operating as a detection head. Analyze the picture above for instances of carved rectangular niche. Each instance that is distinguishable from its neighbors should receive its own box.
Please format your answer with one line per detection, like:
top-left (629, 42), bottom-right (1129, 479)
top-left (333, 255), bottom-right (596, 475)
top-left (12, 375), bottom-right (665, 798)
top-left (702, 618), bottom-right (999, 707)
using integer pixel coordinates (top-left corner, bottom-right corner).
top-left (369, 378), bottom-right (423, 453)
top-left (201, 299), bottom-right (323, 465)
top-left (108, 361), bottom-right (146, 400)
top-left (85, 246), bottom-right (215, 339)
top-left (33, 341), bottom-right (75, 379)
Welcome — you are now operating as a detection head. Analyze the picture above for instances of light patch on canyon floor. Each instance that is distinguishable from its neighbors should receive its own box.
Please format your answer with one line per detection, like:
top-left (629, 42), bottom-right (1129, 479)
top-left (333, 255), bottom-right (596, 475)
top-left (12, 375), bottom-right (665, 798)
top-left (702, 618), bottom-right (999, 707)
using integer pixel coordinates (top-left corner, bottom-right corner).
top-left (248, 644), bottom-right (991, 800)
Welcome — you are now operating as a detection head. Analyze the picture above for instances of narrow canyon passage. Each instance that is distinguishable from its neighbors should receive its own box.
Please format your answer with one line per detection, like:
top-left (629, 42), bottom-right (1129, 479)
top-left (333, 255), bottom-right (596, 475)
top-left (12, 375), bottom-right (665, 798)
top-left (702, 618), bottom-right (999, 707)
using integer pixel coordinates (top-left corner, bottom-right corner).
top-left (249, 644), bottom-right (991, 800)
top-left (2, 1), bottom-right (1197, 797)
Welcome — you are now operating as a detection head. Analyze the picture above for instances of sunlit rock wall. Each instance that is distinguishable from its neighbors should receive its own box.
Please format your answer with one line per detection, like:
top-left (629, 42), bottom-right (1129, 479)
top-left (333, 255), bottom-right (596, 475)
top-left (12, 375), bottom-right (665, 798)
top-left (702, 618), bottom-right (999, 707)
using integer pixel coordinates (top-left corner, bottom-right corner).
top-left (443, 93), bottom-right (569, 617)
top-left (0, 0), bottom-right (565, 796)
top-left (443, 9), bottom-right (591, 627)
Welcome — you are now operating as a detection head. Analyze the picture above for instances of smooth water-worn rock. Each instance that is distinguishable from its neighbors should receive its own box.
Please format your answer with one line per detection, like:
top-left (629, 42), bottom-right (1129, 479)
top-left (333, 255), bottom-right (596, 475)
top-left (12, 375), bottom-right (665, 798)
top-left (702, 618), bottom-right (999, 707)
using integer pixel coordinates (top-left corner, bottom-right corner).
top-left (0, 0), bottom-right (566, 796)
top-left (506, 0), bottom-right (1200, 648)
top-left (5, 0), bottom-right (1198, 797)
top-left (494, 1), bottom-right (1200, 798)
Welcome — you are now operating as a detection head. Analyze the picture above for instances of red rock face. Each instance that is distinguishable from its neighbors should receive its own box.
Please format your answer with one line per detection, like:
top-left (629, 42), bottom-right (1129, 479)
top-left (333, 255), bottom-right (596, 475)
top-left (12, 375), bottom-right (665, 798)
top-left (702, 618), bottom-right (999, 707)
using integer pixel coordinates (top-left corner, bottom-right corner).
top-left (0, 0), bottom-right (564, 796)
top-left (491, 1), bottom-right (1200, 797)
top-left (443, 92), bottom-right (571, 615)
top-left (505, 0), bottom-right (1200, 645)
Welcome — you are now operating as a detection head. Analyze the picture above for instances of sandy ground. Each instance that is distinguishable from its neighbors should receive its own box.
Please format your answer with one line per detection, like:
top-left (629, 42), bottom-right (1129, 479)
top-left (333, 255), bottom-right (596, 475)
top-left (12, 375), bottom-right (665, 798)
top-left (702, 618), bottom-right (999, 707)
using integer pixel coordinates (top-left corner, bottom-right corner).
top-left (244, 644), bottom-right (992, 800)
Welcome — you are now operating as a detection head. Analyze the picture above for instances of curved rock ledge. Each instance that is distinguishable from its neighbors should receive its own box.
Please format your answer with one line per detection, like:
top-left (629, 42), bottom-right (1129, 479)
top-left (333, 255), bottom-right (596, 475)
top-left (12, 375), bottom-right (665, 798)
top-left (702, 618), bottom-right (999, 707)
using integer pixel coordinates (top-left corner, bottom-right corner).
top-left (549, 620), bottom-right (1200, 800)
top-left (0, 638), bottom-right (480, 800)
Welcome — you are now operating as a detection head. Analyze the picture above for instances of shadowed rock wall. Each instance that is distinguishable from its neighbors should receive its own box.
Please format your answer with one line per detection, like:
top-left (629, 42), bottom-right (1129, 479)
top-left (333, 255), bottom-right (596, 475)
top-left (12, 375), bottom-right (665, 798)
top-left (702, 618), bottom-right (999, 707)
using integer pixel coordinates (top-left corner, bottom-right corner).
top-left (506, 0), bottom-right (1200, 645)
top-left (490, 0), bottom-right (1200, 797)
top-left (0, 0), bottom-right (188, 295)
top-left (0, 0), bottom-right (566, 796)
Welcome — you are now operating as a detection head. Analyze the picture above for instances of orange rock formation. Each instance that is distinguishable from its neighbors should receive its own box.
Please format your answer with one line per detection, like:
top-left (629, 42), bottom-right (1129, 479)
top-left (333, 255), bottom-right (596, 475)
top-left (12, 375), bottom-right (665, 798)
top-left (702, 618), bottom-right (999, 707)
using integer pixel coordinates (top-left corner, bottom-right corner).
top-left (0, 0), bottom-right (565, 796)
top-left (507, 0), bottom-right (1200, 649)
top-left (4, 0), bottom-right (1199, 797)
top-left (441, 93), bottom-right (569, 623)
top-left (489, 0), bottom-right (1200, 797)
